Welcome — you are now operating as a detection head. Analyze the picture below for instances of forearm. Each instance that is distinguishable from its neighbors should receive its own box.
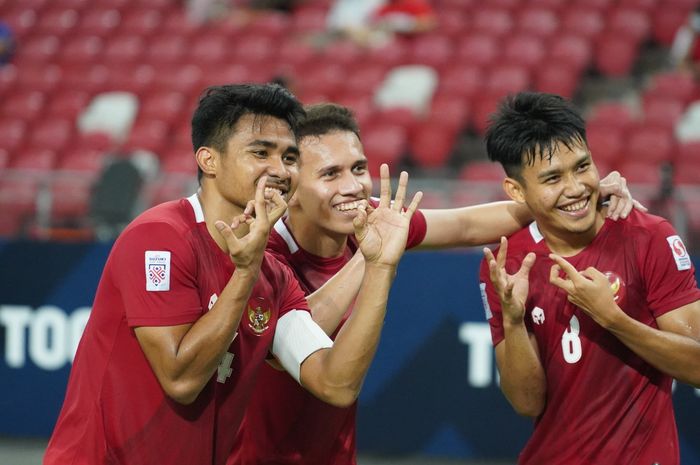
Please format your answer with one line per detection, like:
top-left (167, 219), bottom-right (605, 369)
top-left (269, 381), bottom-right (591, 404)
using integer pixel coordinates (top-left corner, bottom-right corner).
top-left (498, 321), bottom-right (546, 417)
top-left (306, 251), bottom-right (365, 336)
top-left (166, 268), bottom-right (258, 402)
top-left (306, 264), bottom-right (395, 405)
top-left (420, 201), bottom-right (532, 249)
top-left (606, 313), bottom-right (700, 387)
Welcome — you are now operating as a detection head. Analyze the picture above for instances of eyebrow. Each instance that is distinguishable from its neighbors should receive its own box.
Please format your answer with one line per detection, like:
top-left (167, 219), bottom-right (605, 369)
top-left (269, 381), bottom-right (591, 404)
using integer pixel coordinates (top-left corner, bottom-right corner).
top-left (537, 152), bottom-right (591, 180)
top-left (248, 139), bottom-right (300, 155)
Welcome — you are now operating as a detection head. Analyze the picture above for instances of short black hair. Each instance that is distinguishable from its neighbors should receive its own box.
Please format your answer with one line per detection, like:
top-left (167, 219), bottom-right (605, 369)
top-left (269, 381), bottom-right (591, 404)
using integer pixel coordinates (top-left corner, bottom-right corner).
top-left (191, 83), bottom-right (305, 180)
top-left (297, 103), bottom-right (361, 140)
top-left (485, 92), bottom-right (587, 180)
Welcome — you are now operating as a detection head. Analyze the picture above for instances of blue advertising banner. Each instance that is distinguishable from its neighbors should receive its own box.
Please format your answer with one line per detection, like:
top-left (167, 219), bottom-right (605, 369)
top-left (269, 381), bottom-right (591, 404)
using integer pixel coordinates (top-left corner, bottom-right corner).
top-left (1, 241), bottom-right (699, 463)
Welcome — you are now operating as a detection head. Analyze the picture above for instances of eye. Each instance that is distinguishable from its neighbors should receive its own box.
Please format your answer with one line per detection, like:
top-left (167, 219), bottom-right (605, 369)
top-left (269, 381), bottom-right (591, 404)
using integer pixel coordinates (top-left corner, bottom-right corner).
top-left (252, 150), bottom-right (268, 158)
top-left (321, 169), bottom-right (338, 179)
top-left (352, 164), bottom-right (367, 175)
top-left (577, 162), bottom-right (590, 172)
top-left (544, 175), bottom-right (559, 184)
top-left (283, 153), bottom-right (299, 165)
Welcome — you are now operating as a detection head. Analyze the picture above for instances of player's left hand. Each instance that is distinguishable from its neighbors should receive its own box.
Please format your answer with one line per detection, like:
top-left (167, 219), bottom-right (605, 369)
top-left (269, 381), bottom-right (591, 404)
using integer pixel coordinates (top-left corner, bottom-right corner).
top-left (548, 254), bottom-right (622, 328)
top-left (599, 170), bottom-right (647, 221)
top-left (354, 164), bottom-right (422, 268)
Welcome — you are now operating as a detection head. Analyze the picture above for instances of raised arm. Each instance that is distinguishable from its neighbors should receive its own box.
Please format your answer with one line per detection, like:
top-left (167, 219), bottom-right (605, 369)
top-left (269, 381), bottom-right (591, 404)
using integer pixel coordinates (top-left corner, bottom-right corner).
top-left (135, 177), bottom-right (283, 404)
top-left (294, 164), bottom-right (422, 406)
top-left (485, 237), bottom-right (546, 417)
top-left (306, 250), bottom-right (365, 336)
top-left (419, 171), bottom-right (642, 249)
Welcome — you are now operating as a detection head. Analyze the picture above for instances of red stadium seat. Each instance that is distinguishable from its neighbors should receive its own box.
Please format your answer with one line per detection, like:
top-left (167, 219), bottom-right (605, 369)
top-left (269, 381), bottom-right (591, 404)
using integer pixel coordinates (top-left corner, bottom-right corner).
top-left (455, 34), bottom-right (500, 67)
top-left (103, 63), bottom-right (155, 96)
top-left (459, 161), bottom-right (505, 182)
top-left (644, 71), bottom-right (698, 106)
top-left (58, 35), bottom-right (104, 65)
top-left (28, 119), bottom-right (74, 153)
top-left (361, 123), bottom-right (407, 174)
top-left (472, 8), bottom-right (514, 37)
top-left (625, 126), bottom-right (675, 165)
top-left (517, 7), bottom-right (560, 38)
top-left (438, 63), bottom-right (484, 100)
top-left (408, 122), bottom-right (457, 169)
top-left (0, 118), bottom-right (27, 152)
top-left (595, 34), bottom-right (639, 77)
top-left (678, 141), bottom-right (700, 163)
top-left (118, 7), bottom-right (163, 37)
top-left (58, 147), bottom-right (107, 175)
top-left (606, 7), bottom-right (651, 43)
top-left (534, 64), bottom-right (581, 99)
top-left (321, 40), bottom-right (365, 66)
top-left (15, 64), bottom-right (63, 93)
top-left (2, 7), bottom-right (37, 39)
top-left (123, 119), bottom-right (170, 155)
top-left (246, 11), bottom-right (291, 39)
top-left (153, 64), bottom-right (203, 95)
top-left (299, 63), bottom-right (346, 99)
top-left (549, 35), bottom-right (593, 72)
top-left (0, 149), bottom-right (10, 171)
top-left (17, 35), bottom-right (61, 64)
top-left (674, 159), bottom-right (700, 187)
top-left (374, 107), bottom-right (419, 133)
top-left (144, 175), bottom-right (192, 208)
top-left (428, 94), bottom-right (470, 132)
top-left (587, 101), bottom-right (638, 131)
top-left (45, 89), bottom-right (92, 120)
top-left (103, 34), bottom-right (145, 64)
top-left (188, 35), bottom-right (230, 65)
top-left (561, 7), bottom-right (605, 39)
top-left (344, 63), bottom-right (386, 95)
top-left (0, 89), bottom-right (46, 121)
top-left (365, 40), bottom-right (409, 68)
top-left (49, 175), bottom-right (94, 220)
top-left (0, 177), bottom-right (41, 219)
top-left (61, 64), bottom-right (110, 94)
top-left (470, 94), bottom-right (504, 135)
top-left (503, 35), bottom-right (546, 68)
top-left (437, 8), bottom-right (469, 40)
top-left (139, 91), bottom-right (188, 125)
top-left (230, 35), bottom-right (276, 63)
top-left (78, 7), bottom-right (122, 36)
top-left (34, 8), bottom-right (80, 37)
top-left (9, 148), bottom-right (58, 175)
top-left (485, 65), bottom-right (530, 95)
top-left (586, 125), bottom-right (624, 166)
top-left (651, 8), bottom-right (688, 45)
top-left (642, 97), bottom-right (685, 131)
top-left (160, 10), bottom-right (201, 39)
top-left (160, 151), bottom-right (196, 175)
top-left (291, 5), bottom-right (327, 33)
top-left (616, 161), bottom-right (662, 186)
top-left (145, 35), bottom-right (187, 64)
top-left (410, 34), bottom-right (454, 69)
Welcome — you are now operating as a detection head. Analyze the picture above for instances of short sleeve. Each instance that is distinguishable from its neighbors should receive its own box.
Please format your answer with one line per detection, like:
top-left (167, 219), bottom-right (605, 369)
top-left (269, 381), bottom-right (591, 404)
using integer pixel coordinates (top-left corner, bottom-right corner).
top-left (479, 258), bottom-right (505, 346)
top-left (641, 221), bottom-right (700, 317)
top-left (112, 222), bottom-right (203, 327)
top-left (367, 197), bottom-right (427, 249)
top-left (271, 256), bottom-right (311, 317)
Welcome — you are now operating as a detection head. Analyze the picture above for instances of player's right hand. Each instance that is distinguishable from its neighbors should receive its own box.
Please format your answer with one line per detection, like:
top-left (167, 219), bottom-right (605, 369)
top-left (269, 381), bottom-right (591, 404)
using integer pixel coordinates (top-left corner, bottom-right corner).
top-left (215, 176), bottom-right (278, 273)
top-left (483, 237), bottom-right (536, 325)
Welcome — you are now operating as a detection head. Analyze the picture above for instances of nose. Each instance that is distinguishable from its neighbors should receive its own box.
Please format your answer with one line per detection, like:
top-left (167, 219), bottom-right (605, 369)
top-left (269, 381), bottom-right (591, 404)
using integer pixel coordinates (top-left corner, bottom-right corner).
top-left (266, 155), bottom-right (290, 180)
top-left (338, 172), bottom-right (363, 196)
top-left (563, 172), bottom-right (586, 197)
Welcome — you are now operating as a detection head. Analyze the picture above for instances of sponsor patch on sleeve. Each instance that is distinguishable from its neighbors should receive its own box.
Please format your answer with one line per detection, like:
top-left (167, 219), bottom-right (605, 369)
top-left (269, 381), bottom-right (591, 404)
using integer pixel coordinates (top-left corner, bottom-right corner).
top-left (480, 282), bottom-right (493, 320)
top-left (145, 251), bottom-right (171, 291)
top-left (666, 235), bottom-right (691, 271)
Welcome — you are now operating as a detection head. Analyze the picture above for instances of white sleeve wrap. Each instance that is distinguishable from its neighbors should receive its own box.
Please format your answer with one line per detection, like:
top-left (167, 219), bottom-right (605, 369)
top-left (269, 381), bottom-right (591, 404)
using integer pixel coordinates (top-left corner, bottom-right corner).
top-left (272, 310), bottom-right (334, 383)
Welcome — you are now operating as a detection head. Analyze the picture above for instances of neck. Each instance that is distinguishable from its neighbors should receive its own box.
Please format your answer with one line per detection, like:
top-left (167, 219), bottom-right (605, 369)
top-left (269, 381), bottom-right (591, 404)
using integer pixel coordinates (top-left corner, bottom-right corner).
top-left (286, 210), bottom-right (349, 258)
top-left (197, 187), bottom-right (249, 252)
top-left (540, 209), bottom-right (606, 257)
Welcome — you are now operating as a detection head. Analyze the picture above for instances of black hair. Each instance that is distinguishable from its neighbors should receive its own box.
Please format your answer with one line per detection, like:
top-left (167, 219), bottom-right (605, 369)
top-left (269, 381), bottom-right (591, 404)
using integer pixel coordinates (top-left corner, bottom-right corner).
top-left (485, 92), bottom-right (587, 180)
top-left (191, 83), bottom-right (305, 181)
top-left (297, 103), bottom-right (361, 140)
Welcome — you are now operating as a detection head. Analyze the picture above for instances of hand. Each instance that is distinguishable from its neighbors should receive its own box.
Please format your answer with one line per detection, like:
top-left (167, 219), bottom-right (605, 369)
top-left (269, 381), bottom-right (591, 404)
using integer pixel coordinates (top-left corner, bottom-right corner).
top-left (354, 164), bottom-right (422, 268)
top-left (215, 176), bottom-right (281, 273)
top-left (548, 254), bottom-right (622, 328)
top-left (599, 170), bottom-right (647, 220)
top-left (483, 237), bottom-right (536, 325)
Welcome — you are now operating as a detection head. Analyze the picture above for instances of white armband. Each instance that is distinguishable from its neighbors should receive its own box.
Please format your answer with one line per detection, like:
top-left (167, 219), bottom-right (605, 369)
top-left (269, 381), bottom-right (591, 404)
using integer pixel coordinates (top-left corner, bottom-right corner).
top-left (272, 310), bottom-right (333, 383)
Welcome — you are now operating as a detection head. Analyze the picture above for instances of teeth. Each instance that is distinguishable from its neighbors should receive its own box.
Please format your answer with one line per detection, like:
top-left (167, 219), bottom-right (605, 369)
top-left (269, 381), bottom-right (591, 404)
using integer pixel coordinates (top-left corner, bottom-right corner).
top-left (335, 201), bottom-right (361, 211)
top-left (560, 199), bottom-right (587, 212)
top-left (265, 187), bottom-right (284, 197)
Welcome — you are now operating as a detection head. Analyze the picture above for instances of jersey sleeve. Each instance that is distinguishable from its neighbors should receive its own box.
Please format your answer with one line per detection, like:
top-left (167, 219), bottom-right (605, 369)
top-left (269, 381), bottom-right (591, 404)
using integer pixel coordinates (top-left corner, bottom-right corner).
top-left (112, 222), bottom-right (203, 327)
top-left (479, 258), bottom-right (505, 346)
top-left (641, 221), bottom-right (700, 317)
top-left (270, 254), bottom-right (311, 317)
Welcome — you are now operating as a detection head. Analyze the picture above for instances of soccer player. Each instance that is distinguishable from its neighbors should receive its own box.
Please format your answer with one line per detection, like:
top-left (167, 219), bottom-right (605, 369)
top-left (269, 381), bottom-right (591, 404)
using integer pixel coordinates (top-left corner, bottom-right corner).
top-left (231, 103), bottom-right (643, 465)
top-left (44, 84), bottom-right (421, 465)
top-left (481, 92), bottom-right (700, 465)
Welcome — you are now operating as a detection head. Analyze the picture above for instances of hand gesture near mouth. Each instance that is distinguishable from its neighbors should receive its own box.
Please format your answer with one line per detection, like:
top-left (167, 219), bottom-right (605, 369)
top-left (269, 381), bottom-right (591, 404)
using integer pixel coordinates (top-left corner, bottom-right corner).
top-left (353, 164), bottom-right (422, 268)
top-left (215, 176), bottom-right (286, 273)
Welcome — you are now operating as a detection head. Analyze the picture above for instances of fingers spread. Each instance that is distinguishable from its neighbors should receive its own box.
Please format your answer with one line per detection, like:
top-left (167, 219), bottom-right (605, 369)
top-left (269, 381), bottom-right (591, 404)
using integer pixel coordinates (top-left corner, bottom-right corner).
top-left (379, 164), bottom-right (391, 208)
top-left (393, 171), bottom-right (408, 211)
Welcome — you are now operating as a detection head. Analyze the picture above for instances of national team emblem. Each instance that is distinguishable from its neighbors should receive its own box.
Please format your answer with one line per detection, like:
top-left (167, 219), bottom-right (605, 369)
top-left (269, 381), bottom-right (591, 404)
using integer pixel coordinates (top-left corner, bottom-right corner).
top-left (532, 306), bottom-right (545, 325)
top-left (248, 305), bottom-right (271, 335)
top-left (604, 271), bottom-right (626, 303)
top-left (666, 235), bottom-right (691, 271)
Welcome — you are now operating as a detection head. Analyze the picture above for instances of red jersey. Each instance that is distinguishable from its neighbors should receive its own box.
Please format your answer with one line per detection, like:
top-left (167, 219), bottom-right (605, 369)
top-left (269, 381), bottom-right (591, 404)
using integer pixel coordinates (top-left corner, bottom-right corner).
top-left (231, 208), bottom-right (427, 465)
top-left (45, 195), bottom-right (309, 465)
top-left (480, 210), bottom-right (700, 465)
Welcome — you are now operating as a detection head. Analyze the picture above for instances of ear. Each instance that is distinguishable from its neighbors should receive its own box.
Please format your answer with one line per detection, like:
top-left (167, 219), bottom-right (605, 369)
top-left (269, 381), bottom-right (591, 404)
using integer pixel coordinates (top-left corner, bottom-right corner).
top-left (196, 147), bottom-right (217, 177)
top-left (503, 177), bottom-right (526, 204)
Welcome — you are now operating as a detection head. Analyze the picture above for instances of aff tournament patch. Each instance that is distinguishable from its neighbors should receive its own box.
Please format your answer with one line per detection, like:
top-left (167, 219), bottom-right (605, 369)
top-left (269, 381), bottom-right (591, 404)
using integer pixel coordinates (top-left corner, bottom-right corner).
top-left (480, 282), bottom-right (492, 319)
top-left (666, 235), bottom-right (691, 271)
top-left (145, 251), bottom-right (171, 291)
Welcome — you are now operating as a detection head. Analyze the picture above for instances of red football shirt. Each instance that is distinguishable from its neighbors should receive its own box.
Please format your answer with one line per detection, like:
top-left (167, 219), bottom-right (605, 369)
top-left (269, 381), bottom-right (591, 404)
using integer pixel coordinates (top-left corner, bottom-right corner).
top-left (480, 210), bottom-right (700, 465)
top-left (44, 195), bottom-right (309, 465)
top-left (230, 207), bottom-right (427, 465)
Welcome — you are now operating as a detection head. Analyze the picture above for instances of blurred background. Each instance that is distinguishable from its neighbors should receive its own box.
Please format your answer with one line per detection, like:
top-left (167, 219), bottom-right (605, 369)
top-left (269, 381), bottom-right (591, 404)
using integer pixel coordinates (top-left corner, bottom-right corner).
top-left (1, 0), bottom-right (700, 463)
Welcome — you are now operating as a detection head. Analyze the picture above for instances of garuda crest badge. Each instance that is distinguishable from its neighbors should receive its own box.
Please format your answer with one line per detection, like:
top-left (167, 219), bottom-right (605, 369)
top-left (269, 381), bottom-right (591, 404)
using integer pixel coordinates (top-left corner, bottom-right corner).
top-left (248, 305), bottom-right (271, 335)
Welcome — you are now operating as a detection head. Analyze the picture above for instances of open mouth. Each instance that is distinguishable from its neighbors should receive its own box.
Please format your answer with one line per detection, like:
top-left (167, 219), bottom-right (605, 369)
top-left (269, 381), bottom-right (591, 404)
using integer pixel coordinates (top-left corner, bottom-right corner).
top-left (557, 197), bottom-right (590, 216)
top-left (333, 200), bottom-right (365, 213)
top-left (265, 185), bottom-right (288, 199)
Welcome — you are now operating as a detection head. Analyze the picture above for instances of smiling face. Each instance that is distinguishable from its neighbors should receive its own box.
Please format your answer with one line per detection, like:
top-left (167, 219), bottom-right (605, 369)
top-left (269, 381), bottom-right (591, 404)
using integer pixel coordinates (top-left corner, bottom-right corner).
top-left (289, 130), bottom-right (372, 238)
top-left (505, 140), bottom-right (604, 247)
top-left (199, 113), bottom-right (300, 211)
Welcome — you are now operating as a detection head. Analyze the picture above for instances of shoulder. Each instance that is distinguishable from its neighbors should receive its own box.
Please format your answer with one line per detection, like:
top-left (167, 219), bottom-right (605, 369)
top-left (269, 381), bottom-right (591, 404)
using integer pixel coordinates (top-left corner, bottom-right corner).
top-left (115, 199), bottom-right (196, 254)
top-left (267, 218), bottom-right (299, 259)
top-left (615, 209), bottom-right (676, 242)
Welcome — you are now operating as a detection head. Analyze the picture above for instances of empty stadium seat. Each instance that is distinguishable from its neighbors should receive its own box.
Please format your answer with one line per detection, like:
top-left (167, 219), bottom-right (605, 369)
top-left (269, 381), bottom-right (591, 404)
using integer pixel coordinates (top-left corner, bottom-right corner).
top-left (595, 34), bottom-right (639, 77)
top-left (516, 7), bottom-right (560, 38)
top-left (408, 122), bottom-right (457, 169)
top-left (625, 125), bottom-right (675, 164)
top-left (455, 34), bottom-right (500, 67)
top-left (549, 34), bottom-right (593, 72)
